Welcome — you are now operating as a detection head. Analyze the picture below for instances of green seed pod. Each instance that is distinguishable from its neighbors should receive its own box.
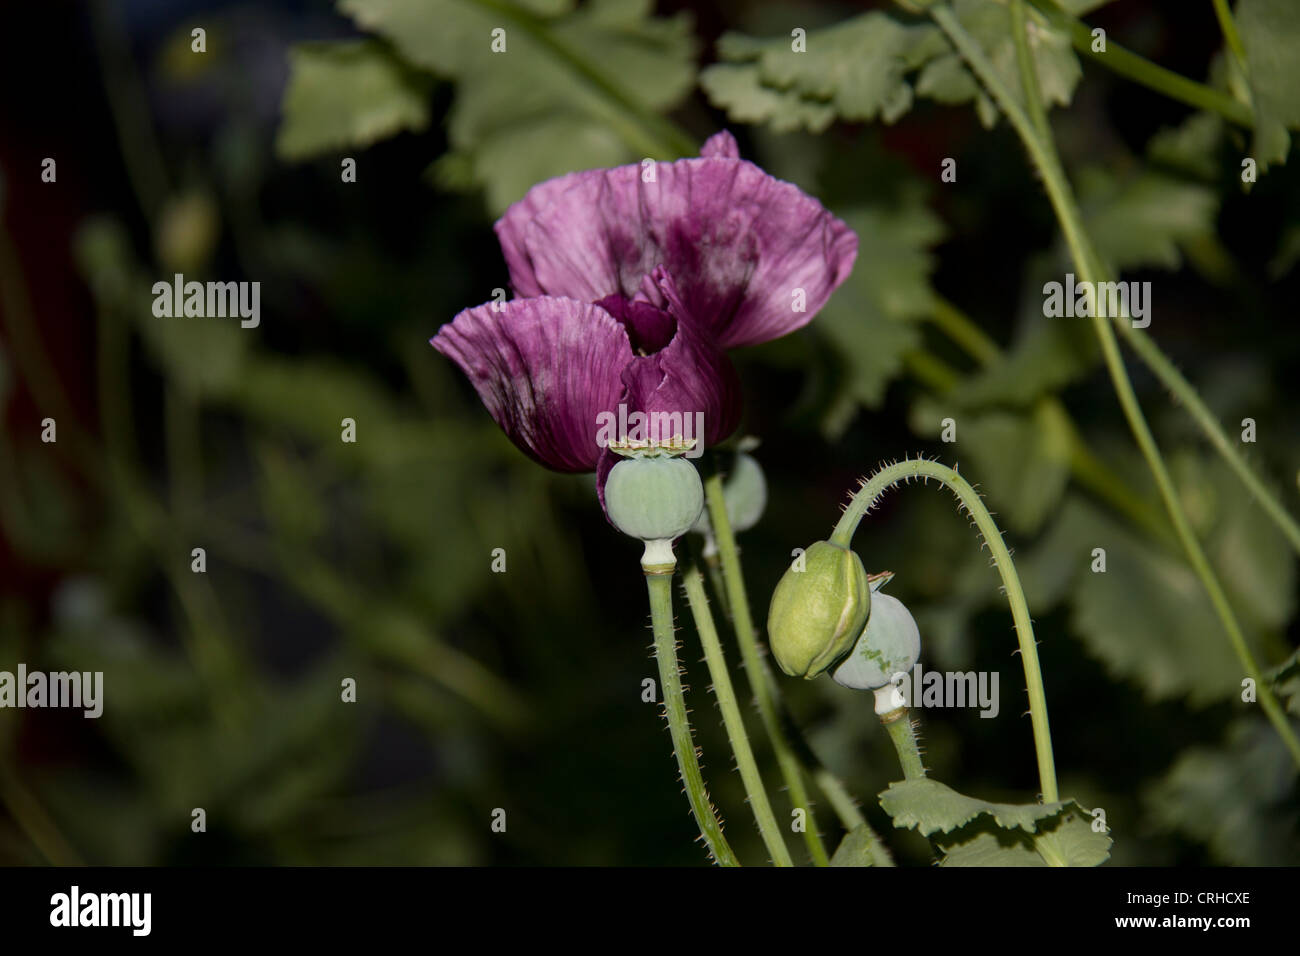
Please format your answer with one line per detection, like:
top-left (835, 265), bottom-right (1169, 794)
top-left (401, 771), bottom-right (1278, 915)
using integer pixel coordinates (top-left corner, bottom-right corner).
top-left (691, 452), bottom-right (768, 537)
top-left (604, 455), bottom-right (704, 544)
top-left (832, 590), bottom-right (921, 691)
top-left (767, 541), bottom-right (871, 679)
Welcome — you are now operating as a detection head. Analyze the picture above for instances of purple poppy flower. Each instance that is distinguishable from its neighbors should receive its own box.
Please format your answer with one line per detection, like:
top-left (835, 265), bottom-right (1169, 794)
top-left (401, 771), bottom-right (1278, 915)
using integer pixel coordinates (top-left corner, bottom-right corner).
top-left (431, 130), bottom-right (857, 485)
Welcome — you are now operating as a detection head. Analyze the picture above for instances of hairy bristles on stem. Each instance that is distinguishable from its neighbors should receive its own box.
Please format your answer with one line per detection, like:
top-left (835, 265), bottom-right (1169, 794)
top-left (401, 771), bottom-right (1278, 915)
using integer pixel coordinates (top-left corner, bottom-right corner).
top-left (829, 457), bottom-right (1059, 804)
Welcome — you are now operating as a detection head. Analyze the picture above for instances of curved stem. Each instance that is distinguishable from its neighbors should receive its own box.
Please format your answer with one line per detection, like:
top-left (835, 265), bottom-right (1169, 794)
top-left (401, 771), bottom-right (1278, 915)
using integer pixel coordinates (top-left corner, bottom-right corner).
top-left (831, 456), bottom-right (1059, 802)
top-left (936, 0), bottom-right (1300, 766)
top-left (645, 570), bottom-right (740, 866)
top-left (703, 469), bottom-right (832, 865)
top-left (681, 563), bottom-right (793, 865)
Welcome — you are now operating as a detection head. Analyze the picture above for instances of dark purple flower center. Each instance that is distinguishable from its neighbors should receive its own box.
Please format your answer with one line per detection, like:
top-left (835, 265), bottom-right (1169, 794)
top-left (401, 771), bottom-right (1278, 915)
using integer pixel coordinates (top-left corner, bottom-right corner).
top-left (595, 293), bottom-right (675, 356)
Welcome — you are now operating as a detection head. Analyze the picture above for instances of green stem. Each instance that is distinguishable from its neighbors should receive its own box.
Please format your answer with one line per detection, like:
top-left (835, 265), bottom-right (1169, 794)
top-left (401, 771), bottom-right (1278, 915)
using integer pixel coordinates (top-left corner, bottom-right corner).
top-left (938, 0), bottom-right (1300, 767)
top-left (646, 570), bottom-right (740, 866)
top-left (921, 300), bottom-right (1179, 551)
top-left (0, 761), bottom-right (82, 865)
top-left (681, 563), bottom-right (793, 865)
top-left (1011, 0), bottom-right (1051, 142)
top-left (1211, 0), bottom-right (1249, 73)
top-left (930, 294), bottom-right (1000, 364)
top-left (703, 469), bottom-right (831, 865)
top-left (882, 710), bottom-right (926, 781)
top-left (1028, 0), bottom-right (1253, 127)
top-left (1116, 324), bottom-right (1300, 556)
top-left (831, 457), bottom-right (1059, 802)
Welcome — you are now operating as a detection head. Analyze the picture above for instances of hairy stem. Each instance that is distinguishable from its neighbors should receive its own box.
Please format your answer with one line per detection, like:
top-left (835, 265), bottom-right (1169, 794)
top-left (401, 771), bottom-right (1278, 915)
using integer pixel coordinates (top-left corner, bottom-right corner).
top-left (882, 711), bottom-right (927, 782)
top-left (935, 0), bottom-right (1300, 766)
top-left (646, 570), bottom-right (739, 866)
top-left (682, 563), bottom-right (793, 865)
top-left (703, 469), bottom-right (832, 865)
top-left (832, 456), bottom-right (1059, 801)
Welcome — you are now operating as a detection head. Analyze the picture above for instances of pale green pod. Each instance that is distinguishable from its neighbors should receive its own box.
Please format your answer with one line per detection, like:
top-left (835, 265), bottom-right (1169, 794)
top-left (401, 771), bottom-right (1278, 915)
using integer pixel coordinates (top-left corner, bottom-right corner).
top-left (691, 452), bottom-right (768, 536)
top-left (832, 591), bottom-right (921, 691)
top-left (768, 541), bottom-right (871, 679)
top-left (604, 455), bottom-right (704, 542)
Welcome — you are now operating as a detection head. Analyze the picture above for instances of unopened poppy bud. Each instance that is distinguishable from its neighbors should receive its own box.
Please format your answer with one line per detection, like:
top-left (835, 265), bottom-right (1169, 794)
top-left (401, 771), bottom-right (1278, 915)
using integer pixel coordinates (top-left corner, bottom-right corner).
top-left (832, 586), bottom-right (921, 691)
top-left (604, 452), bottom-right (704, 567)
top-left (768, 541), bottom-right (871, 678)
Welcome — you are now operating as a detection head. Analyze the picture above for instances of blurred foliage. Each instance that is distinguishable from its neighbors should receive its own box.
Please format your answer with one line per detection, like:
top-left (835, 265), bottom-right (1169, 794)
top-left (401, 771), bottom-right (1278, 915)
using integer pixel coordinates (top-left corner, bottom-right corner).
top-left (1, 0), bottom-right (1299, 866)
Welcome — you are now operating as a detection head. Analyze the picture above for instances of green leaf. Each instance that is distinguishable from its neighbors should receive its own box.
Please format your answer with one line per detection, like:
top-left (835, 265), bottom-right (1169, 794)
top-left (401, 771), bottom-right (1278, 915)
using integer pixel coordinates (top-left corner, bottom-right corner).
top-left (947, 315), bottom-right (1099, 410)
top-left (1146, 112), bottom-right (1224, 181)
top-left (880, 777), bottom-right (1075, 835)
top-left (1024, 451), bottom-right (1295, 705)
top-left (339, 0), bottom-right (697, 211)
top-left (276, 40), bottom-right (433, 161)
top-left (815, 195), bottom-right (945, 428)
top-left (880, 778), bottom-right (1111, 866)
top-left (1144, 716), bottom-right (1300, 864)
top-left (937, 811), bottom-right (1111, 867)
top-left (698, 64), bottom-right (837, 134)
top-left (914, 0), bottom-right (1081, 128)
top-left (1236, 0), bottom-right (1300, 172)
top-left (829, 823), bottom-right (881, 866)
top-left (1267, 650), bottom-right (1300, 717)
top-left (908, 398), bottom-right (1072, 535)
top-left (701, 13), bottom-right (943, 133)
top-left (1078, 167), bottom-right (1220, 273)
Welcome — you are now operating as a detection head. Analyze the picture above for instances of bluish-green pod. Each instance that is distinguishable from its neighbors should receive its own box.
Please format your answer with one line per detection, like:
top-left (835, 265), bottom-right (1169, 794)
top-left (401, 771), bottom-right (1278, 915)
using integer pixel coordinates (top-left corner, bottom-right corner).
top-left (767, 541), bottom-right (871, 679)
top-left (691, 452), bottom-right (768, 536)
top-left (832, 591), bottom-right (921, 691)
top-left (604, 455), bottom-right (704, 542)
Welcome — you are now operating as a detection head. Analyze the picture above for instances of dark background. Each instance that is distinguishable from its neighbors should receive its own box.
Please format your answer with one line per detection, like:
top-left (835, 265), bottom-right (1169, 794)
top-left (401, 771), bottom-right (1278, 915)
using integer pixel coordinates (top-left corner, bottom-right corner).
top-left (1, 0), bottom-right (1297, 866)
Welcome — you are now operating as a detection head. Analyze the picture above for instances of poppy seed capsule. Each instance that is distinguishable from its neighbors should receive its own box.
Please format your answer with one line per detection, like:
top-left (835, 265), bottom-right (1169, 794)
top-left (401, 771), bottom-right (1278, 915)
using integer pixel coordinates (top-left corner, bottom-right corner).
top-left (604, 455), bottom-right (705, 544)
top-left (768, 541), bottom-right (871, 678)
top-left (691, 452), bottom-right (768, 537)
top-left (832, 591), bottom-right (921, 691)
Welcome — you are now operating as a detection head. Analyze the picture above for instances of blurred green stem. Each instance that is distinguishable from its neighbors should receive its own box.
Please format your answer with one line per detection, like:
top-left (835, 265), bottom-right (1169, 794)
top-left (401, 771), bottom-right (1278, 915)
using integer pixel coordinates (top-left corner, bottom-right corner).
top-left (645, 570), bottom-right (739, 866)
top-left (1210, 0), bottom-right (1248, 74)
top-left (933, 0), bottom-right (1300, 766)
top-left (0, 763), bottom-right (82, 866)
top-left (681, 562), bottom-right (793, 865)
top-left (703, 468), bottom-right (831, 865)
top-left (832, 457), bottom-right (1059, 802)
top-left (918, 298), bottom-right (1175, 549)
top-left (90, 0), bottom-right (170, 217)
top-left (1028, 0), bottom-right (1253, 127)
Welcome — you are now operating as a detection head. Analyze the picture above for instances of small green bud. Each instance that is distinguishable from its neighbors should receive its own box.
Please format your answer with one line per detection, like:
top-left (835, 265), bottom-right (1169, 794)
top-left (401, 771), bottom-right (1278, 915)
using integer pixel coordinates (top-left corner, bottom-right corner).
top-left (832, 588), bottom-right (921, 691)
top-left (768, 541), bottom-right (871, 678)
top-left (605, 454), bottom-right (704, 544)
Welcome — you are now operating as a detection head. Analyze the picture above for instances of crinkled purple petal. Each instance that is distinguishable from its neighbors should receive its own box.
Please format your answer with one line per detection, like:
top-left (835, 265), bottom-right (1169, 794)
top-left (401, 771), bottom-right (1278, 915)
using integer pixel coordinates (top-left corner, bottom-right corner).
top-left (431, 297), bottom-right (632, 472)
top-left (700, 130), bottom-right (740, 159)
top-left (493, 133), bottom-right (857, 349)
top-left (618, 269), bottom-right (742, 449)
